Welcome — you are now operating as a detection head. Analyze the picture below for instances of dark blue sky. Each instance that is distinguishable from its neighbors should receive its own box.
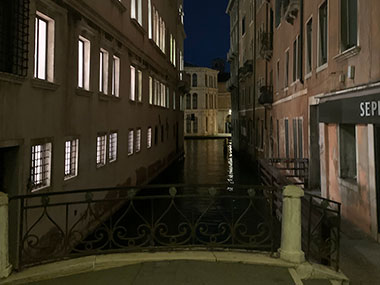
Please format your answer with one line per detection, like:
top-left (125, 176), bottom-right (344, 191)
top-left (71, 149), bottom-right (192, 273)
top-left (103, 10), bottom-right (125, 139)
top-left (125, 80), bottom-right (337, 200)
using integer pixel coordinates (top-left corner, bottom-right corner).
top-left (184, 0), bottom-right (230, 68)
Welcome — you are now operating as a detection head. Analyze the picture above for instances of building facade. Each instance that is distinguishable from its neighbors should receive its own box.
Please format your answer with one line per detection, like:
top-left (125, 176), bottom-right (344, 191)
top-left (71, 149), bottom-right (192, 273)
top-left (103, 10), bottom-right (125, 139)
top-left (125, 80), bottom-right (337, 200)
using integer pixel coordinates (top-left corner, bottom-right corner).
top-left (217, 77), bottom-right (232, 134)
top-left (184, 66), bottom-right (219, 137)
top-left (227, 0), bottom-right (380, 240)
top-left (0, 0), bottom-right (188, 198)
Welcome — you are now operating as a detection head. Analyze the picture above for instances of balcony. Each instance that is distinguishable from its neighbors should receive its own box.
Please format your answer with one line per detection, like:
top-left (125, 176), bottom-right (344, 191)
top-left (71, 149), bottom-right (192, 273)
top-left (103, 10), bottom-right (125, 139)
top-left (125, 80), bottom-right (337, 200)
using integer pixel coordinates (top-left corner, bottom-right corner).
top-left (259, 33), bottom-right (273, 61)
top-left (179, 71), bottom-right (191, 93)
top-left (284, 0), bottom-right (300, 25)
top-left (258, 85), bottom-right (273, 106)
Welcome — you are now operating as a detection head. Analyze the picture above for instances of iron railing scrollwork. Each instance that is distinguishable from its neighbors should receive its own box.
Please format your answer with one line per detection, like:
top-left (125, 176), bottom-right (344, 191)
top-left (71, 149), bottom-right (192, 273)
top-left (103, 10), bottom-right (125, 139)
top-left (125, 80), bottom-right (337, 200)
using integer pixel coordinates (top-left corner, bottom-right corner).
top-left (10, 184), bottom-right (280, 269)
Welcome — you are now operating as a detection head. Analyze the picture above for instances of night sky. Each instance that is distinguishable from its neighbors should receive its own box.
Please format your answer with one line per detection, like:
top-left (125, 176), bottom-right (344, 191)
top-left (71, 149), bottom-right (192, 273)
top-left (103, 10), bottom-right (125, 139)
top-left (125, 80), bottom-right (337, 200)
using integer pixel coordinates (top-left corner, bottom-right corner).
top-left (184, 0), bottom-right (230, 69)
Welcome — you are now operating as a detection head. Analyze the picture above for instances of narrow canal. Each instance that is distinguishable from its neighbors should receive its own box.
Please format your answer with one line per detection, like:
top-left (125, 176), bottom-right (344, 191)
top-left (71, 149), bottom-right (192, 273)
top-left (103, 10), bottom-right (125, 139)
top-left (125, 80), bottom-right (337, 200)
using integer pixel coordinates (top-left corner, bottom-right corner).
top-left (152, 138), bottom-right (260, 186)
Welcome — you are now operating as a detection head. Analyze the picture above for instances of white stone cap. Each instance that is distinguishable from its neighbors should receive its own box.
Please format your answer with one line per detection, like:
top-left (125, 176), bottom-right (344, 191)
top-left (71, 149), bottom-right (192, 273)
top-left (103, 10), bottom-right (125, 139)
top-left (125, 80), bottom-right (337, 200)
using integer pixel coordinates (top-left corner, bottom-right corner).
top-left (0, 192), bottom-right (8, 206)
top-left (283, 185), bottom-right (304, 198)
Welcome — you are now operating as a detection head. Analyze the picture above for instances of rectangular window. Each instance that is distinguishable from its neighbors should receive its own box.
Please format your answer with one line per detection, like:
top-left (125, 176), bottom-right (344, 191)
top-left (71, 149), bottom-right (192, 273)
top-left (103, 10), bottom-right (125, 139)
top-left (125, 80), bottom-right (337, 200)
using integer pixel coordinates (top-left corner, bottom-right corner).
top-left (31, 142), bottom-right (52, 191)
top-left (112, 56), bottom-right (120, 97)
top-left (64, 139), bottom-right (78, 180)
top-left (136, 129), bottom-right (141, 152)
top-left (34, 16), bottom-right (47, 80)
top-left (193, 116), bottom-right (198, 134)
top-left (128, 130), bottom-right (134, 155)
top-left (284, 119), bottom-right (289, 158)
top-left (34, 12), bottom-right (54, 81)
top-left (339, 124), bottom-right (357, 179)
top-left (131, 0), bottom-right (142, 25)
top-left (276, 60), bottom-right (280, 92)
top-left (319, 1), bottom-right (328, 66)
top-left (147, 127), bottom-right (152, 148)
top-left (130, 66), bottom-right (136, 100)
top-left (306, 18), bottom-right (313, 74)
top-left (148, 0), bottom-right (152, 39)
top-left (186, 116), bottom-right (192, 134)
top-left (78, 36), bottom-right (90, 90)
top-left (173, 91), bottom-right (176, 110)
top-left (242, 16), bottom-right (246, 35)
top-left (293, 37), bottom-right (298, 82)
top-left (99, 49), bottom-right (109, 94)
top-left (109, 132), bottom-right (118, 162)
top-left (285, 50), bottom-right (289, 88)
top-left (341, 0), bottom-right (357, 51)
top-left (149, 76), bottom-right (153, 104)
top-left (137, 70), bottom-right (142, 102)
top-left (96, 135), bottom-right (107, 167)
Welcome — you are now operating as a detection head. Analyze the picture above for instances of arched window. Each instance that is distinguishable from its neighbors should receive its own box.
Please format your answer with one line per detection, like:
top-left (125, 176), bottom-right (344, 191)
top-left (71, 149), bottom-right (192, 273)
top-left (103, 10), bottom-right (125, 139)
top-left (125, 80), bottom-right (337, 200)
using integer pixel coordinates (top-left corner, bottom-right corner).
top-left (186, 93), bottom-right (191, 109)
top-left (192, 93), bottom-right (198, 109)
top-left (192, 73), bottom-right (197, 87)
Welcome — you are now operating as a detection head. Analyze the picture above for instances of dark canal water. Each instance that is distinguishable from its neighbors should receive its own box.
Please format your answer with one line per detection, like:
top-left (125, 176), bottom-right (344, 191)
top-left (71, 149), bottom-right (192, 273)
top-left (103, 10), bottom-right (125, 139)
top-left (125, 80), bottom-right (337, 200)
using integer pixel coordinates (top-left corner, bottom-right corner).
top-left (152, 139), bottom-right (260, 186)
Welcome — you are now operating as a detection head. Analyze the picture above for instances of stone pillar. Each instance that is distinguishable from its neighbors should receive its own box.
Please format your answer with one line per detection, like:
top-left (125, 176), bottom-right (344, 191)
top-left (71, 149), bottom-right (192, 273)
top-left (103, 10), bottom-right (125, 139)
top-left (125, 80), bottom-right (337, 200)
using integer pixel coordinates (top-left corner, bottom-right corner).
top-left (0, 192), bottom-right (12, 278)
top-left (279, 185), bottom-right (305, 263)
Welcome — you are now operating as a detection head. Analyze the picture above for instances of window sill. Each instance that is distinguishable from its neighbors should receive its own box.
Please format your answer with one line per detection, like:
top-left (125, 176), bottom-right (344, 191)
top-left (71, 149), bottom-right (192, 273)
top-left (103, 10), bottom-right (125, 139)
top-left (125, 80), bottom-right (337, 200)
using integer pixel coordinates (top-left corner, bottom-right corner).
top-left (333, 46), bottom-right (361, 63)
top-left (111, 0), bottom-right (127, 12)
top-left (316, 63), bottom-right (328, 73)
top-left (0, 72), bottom-right (25, 85)
top-left (31, 185), bottom-right (51, 193)
top-left (31, 78), bottom-right (60, 91)
top-left (109, 159), bottom-right (117, 164)
top-left (99, 93), bottom-right (120, 101)
top-left (130, 18), bottom-right (145, 35)
top-left (338, 177), bottom-right (358, 192)
top-left (305, 72), bottom-right (312, 80)
top-left (64, 175), bottom-right (78, 182)
top-left (76, 88), bottom-right (93, 97)
top-left (96, 164), bottom-right (106, 169)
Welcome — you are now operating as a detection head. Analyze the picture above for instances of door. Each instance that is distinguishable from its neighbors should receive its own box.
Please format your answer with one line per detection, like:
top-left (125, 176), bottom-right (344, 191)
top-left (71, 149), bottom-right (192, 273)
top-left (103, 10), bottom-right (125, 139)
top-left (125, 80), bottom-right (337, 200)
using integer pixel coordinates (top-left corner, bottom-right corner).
top-left (375, 126), bottom-right (380, 233)
top-left (0, 146), bottom-right (19, 195)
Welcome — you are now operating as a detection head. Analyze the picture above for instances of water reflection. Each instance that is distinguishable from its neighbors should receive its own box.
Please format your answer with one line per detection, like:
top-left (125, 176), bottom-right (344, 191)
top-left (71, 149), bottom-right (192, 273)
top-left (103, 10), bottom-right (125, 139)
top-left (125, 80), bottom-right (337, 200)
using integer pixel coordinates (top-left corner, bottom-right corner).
top-left (153, 139), bottom-right (259, 187)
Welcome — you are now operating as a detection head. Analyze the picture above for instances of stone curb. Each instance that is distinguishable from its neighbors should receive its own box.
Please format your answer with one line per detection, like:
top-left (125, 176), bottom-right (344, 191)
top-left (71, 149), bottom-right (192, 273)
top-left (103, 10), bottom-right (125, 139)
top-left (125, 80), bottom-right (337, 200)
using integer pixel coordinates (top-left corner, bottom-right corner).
top-left (0, 251), bottom-right (349, 284)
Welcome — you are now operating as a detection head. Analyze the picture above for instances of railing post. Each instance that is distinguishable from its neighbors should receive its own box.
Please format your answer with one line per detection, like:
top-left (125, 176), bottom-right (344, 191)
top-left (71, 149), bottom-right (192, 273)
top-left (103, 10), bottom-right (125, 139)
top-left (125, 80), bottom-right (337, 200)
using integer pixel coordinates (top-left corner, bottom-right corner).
top-left (279, 185), bottom-right (305, 264)
top-left (0, 192), bottom-right (12, 278)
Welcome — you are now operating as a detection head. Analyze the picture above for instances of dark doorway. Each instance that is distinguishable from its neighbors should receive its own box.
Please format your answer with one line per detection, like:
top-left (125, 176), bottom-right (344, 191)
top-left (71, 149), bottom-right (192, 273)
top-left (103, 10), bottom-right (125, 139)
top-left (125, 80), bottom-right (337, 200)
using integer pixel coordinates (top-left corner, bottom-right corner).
top-left (310, 105), bottom-right (321, 189)
top-left (375, 126), bottom-right (380, 233)
top-left (0, 146), bottom-right (19, 195)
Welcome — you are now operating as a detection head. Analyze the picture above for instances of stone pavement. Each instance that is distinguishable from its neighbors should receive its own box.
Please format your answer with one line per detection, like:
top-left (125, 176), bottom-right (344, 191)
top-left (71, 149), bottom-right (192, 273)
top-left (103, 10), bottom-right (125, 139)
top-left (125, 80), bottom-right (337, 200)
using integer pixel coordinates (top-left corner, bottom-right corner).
top-left (0, 251), bottom-right (347, 285)
top-left (340, 219), bottom-right (380, 285)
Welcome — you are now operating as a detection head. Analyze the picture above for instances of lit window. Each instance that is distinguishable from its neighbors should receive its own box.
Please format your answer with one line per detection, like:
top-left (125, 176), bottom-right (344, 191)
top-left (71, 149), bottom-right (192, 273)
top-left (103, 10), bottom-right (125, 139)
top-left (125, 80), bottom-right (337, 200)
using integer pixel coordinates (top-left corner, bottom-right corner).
top-left (152, 7), bottom-right (165, 52)
top-left (149, 76), bottom-right (153, 104)
top-left (136, 129), bottom-right (141, 152)
top-left (96, 135), bottom-right (107, 167)
top-left (99, 49), bottom-right (109, 94)
top-left (109, 132), bottom-right (118, 162)
top-left (173, 91), bottom-right (176, 110)
top-left (148, 0), bottom-right (152, 39)
top-left (112, 56), bottom-right (120, 97)
top-left (34, 12), bottom-right (54, 81)
top-left (131, 0), bottom-right (142, 25)
top-left (30, 142), bottom-right (52, 191)
top-left (130, 66), bottom-right (136, 100)
top-left (78, 36), bottom-right (91, 90)
top-left (137, 70), bottom-right (142, 102)
top-left (147, 127), bottom-right (152, 148)
top-left (64, 139), bottom-right (79, 180)
top-left (128, 130), bottom-right (134, 155)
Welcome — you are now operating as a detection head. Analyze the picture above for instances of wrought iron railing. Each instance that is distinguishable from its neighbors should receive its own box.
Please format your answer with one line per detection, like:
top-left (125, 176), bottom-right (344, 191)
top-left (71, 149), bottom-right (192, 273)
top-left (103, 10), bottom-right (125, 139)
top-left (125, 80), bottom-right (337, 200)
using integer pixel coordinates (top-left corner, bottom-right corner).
top-left (258, 159), bottom-right (341, 271)
top-left (10, 184), bottom-right (280, 269)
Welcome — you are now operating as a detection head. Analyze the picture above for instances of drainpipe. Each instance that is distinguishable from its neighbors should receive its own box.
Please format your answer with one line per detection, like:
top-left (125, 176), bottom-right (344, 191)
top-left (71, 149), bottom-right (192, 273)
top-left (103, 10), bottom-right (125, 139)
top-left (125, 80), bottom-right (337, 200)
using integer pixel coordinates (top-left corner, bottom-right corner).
top-left (300, 0), bottom-right (304, 84)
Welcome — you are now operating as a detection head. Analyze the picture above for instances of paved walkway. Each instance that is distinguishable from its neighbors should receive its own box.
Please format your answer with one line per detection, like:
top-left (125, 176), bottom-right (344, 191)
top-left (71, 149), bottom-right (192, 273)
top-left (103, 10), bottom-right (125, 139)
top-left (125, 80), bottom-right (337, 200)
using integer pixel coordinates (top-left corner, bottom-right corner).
top-left (29, 261), bottom-right (298, 285)
top-left (340, 219), bottom-right (380, 285)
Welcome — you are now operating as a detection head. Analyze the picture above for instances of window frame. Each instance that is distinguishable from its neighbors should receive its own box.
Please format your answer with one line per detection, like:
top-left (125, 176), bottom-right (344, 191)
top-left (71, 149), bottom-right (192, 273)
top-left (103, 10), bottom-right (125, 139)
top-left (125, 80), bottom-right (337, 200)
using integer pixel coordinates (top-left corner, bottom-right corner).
top-left (64, 138), bottom-right (79, 180)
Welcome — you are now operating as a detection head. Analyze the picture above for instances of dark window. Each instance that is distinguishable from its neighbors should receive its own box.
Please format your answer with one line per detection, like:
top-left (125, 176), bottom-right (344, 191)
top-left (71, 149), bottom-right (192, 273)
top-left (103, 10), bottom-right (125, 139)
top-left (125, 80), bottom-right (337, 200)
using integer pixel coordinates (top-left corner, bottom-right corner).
top-left (192, 73), bottom-right (197, 87)
top-left (319, 1), bottom-right (328, 66)
top-left (154, 126), bottom-right (158, 145)
top-left (285, 50), bottom-right (289, 87)
top-left (193, 116), bottom-right (198, 133)
top-left (242, 16), bottom-right (246, 35)
top-left (341, 0), bottom-right (357, 51)
top-left (192, 93), bottom-right (198, 109)
top-left (339, 124), bottom-right (357, 179)
top-left (0, 0), bottom-right (29, 76)
top-left (306, 18), bottom-right (313, 74)
top-left (275, 0), bottom-right (281, 27)
top-left (293, 38), bottom-right (298, 82)
top-left (186, 116), bottom-right (191, 134)
top-left (186, 93), bottom-right (191, 109)
top-left (285, 119), bottom-right (289, 158)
